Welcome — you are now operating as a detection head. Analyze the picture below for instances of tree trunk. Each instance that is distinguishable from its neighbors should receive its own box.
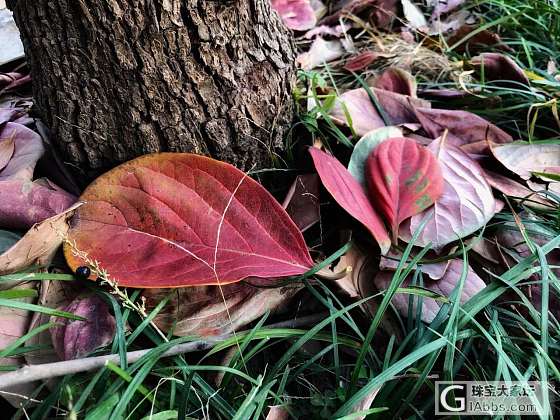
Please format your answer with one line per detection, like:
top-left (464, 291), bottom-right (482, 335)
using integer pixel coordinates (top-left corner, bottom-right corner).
top-left (7, 0), bottom-right (295, 177)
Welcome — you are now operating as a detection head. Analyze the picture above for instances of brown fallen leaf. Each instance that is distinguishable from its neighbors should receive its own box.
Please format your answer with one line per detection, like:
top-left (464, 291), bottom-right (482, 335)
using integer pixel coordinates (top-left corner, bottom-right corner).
top-left (413, 107), bottom-right (513, 155)
top-left (282, 174), bottom-right (321, 233)
top-left (331, 243), bottom-right (377, 298)
top-left (482, 169), bottom-right (554, 210)
top-left (447, 25), bottom-right (513, 54)
top-left (373, 67), bottom-right (417, 97)
top-left (344, 51), bottom-right (395, 72)
top-left (471, 53), bottom-right (530, 88)
top-left (143, 280), bottom-right (304, 337)
top-left (0, 203), bottom-right (81, 283)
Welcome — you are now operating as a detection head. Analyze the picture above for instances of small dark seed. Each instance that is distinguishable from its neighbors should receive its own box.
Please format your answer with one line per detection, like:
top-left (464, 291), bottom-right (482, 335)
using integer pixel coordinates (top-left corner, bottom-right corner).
top-left (75, 266), bottom-right (91, 279)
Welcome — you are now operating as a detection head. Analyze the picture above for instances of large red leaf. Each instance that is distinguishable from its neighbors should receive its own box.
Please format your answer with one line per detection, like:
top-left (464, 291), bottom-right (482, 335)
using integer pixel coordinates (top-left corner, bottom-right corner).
top-left (366, 138), bottom-right (444, 240)
top-left (309, 147), bottom-right (390, 254)
top-left (64, 153), bottom-right (313, 288)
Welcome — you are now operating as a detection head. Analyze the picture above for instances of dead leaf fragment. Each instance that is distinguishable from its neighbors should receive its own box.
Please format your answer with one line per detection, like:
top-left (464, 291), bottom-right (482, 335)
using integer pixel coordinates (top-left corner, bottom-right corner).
top-left (144, 281), bottom-right (303, 337)
top-left (0, 203), bottom-right (80, 280)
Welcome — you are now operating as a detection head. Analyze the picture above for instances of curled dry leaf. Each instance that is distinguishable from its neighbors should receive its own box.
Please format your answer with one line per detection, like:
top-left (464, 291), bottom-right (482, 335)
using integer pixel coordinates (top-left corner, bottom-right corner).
top-left (482, 169), bottom-right (554, 210)
top-left (143, 280), bottom-right (303, 336)
top-left (282, 174), bottom-right (321, 232)
top-left (366, 137), bottom-right (444, 240)
top-left (0, 203), bottom-right (80, 280)
top-left (331, 244), bottom-right (378, 298)
top-left (446, 25), bottom-right (512, 54)
top-left (271, 0), bottom-right (317, 31)
top-left (373, 68), bottom-right (417, 97)
top-left (309, 147), bottom-right (391, 254)
top-left (297, 37), bottom-right (346, 70)
top-left (0, 122), bottom-right (45, 181)
top-left (471, 53), bottom-right (530, 87)
top-left (65, 154), bottom-right (313, 288)
top-left (51, 294), bottom-right (116, 360)
top-left (490, 141), bottom-right (560, 180)
top-left (401, 0), bottom-right (428, 30)
top-left (374, 259), bottom-right (485, 322)
top-left (348, 126), bottom-right (404, 187)
top-left (344, 51), bottom-right (394, 72)
top-left (401, 136), bottom-right (497, 250)
top-left (413, 107), bottom-right (513, 155)
top-left (0, 178), bottom-right (77, 230)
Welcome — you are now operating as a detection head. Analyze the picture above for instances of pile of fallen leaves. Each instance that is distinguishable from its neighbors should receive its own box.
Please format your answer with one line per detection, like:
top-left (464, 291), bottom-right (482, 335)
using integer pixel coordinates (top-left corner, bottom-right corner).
top-left (0, 0), bottom-right (559, 416)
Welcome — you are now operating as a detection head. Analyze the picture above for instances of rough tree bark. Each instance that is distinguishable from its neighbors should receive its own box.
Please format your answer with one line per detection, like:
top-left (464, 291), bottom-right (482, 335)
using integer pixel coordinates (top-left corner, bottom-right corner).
top-left (7, 0), bottom-right (295, 177)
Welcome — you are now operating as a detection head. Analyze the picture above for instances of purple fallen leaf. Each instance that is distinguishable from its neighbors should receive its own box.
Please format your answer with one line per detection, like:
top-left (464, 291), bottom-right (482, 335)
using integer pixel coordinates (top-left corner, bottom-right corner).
top-left (472, 53), bottom-right (530, 88)
top-left (282, 174), bottom-right (321, 232)
top-left (51, 295), bottom-right (116, 361)
top-left (413, 107), bottom-right (513, 155)
top-left (401, 136), bottom-right (497, 250)
top-left (0, 122), bottom-right (45, 181)
top-left (374, 259), bottom-right (485, 322)
top-left (0, 136), bottom-right (15, 171)
top-left (0, 178), bottom-right (77, 230)
top-left (271, 0), bottom-right (317, 31)
top-left (373, 68), bottom-right (417, 97)
top-left (329, 87), bottom-right (430, 136)
top-left (0, 108), bottom-right (25, 125)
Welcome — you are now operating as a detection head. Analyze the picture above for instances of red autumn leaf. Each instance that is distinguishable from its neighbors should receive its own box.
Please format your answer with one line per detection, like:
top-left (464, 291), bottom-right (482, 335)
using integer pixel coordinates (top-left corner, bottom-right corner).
top-left (365, 137), bottom-right (444, 240)
top-left (309, 147), bottom-right (390, 254)
top-left (64, 153), bottom-right (313, 288)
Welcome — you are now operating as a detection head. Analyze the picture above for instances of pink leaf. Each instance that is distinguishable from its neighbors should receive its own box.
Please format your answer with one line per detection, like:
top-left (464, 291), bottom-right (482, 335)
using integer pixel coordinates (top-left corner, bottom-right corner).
top-left (309, 147), bottom-right (390, 254)
top-left (0, 122), bottom-right (45, 181)
top-left (366, 137), bottom-right (444, 240)
top-left (271, 0), bottom-right (317, 31)
top-left (0, 178), bottom-right (77, 229)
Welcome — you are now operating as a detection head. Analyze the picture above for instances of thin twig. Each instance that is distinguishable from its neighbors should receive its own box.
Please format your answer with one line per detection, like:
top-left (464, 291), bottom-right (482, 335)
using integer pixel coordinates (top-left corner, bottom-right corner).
top-left (0, 312), bottom-right (328, 390)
